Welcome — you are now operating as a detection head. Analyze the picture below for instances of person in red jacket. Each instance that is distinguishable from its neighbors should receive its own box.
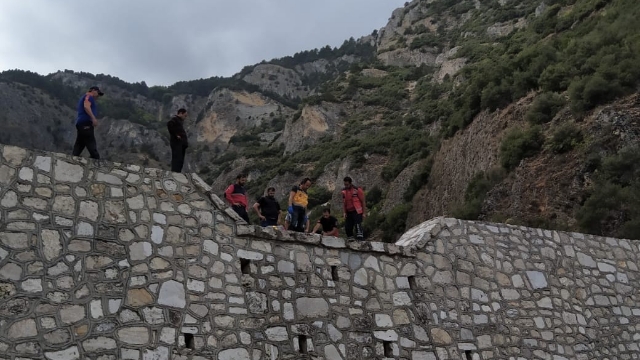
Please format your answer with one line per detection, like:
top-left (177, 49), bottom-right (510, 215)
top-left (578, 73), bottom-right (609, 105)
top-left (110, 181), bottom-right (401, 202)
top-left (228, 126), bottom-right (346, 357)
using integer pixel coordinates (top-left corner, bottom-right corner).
top-left (341, 176), bottom-right (366, 240)
top-left (225, 173), bottom-right (249, 223)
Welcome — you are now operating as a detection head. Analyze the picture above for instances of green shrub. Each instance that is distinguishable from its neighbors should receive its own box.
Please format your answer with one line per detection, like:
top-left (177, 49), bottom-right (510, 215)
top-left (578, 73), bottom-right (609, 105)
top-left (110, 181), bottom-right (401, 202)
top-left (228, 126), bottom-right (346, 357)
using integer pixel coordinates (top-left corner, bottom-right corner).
top-left (526, 92), bottom-right (566, 124)
top-left (306, 186), bottom-right (333, 210)
top-left (366, 186), bottom-right (383, 207)
top-left (499, 126), bottom-right (545, 170)
top-left (403, 160), bottom-right (433, 201)
top-left (381, 204), bottom-right (412, 242)
top-left (577, 146), bottom-right (640, 239)
top-left (548, 123), bottom-right (583, 153)
top-left (452, 168), bottom-right (506, 220)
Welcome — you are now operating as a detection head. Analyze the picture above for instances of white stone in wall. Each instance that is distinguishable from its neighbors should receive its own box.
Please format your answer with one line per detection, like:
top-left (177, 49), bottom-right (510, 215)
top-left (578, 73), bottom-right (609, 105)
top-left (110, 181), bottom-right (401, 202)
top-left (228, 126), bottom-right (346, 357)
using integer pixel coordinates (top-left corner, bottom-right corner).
top-left (195, 211), bottom-right (213, 225)
top-left (597, 262), bottom-right (616, 273)
top-left (152, 213), bottom-right (166, 224)
top-left (501, 289), bottom-right (520, 300)
top-left (617, 272), bottom-right (629, 284)
top-left (187, 279), bottom-right (205, 292)
top-left (90, 300), bottom-right (103, 319)
top-left (471, 288), bottom-right (489, 303)
top-left (477, 334), bottom-right (492, 349)
top-left (324, 345), bottom-right (343, 360)
top-left (54, 160), bottom-right (83, 182)
top-left (34, 156), bottom-right (51, 172)
top-left (265, 326), bottom-right (288, 341)
top-left (118, 327), bottom-right (150, 345)
top-left (0, 262), bottom-right (22, 280)
top-left (126, 194), bottom-right (145, 210)
top-left (284, 302), bottom-right (294, 320)
top-left (44, 346), bottom-right (80, 360)
top-left (203, 240), bottom-right (219, 255)
top-left (218, 348), bottom-right (250, 360)
top-left (577, 252), bottom-right (596, 268)
top-left (237, 249), bottom-right (264, 261)
top-left (108, 299), bottom-right (122, 314)
top-left (375, 314), bottom-right (393, 328)
top-left (277, 260), bottom-right (294, 273)
top-left (129, 242), bottom-right (152, 261)
top-left (60, 305), bottom-right (85, 324)
top-left (512, 274), bottom-right (524, 288)
top-left (159, 328), bottom-right (176, 344)
top-left (151, 226), bottom-right (164, 244)
top-left (142, 346), bottom-right (169, 360)
top-left (41, 229), bottom-right (62, 261)
top-left (526, 271), bottom-right (548, 289)
top-left (0, 232), bottom-right (28, 249)
top-left (76, 222), bottom-right (93, 237)
top-left (412, 351), bottom-right (437, 360)
top-left (364, 256), bottom-right (381, 272)
top-left (143, 307), bottom-right (165, 324)
top-left (82, 336), bottom-right (117, 352)
top-left (0, 191), bottom-right (17, 208)
top-left (21, 278), bottom-right (42, 293)
top-left (7, 318), bottom-right (37, 339)
top-left (393, 292), bottom-right (411, 306)
top-left (158, 280), bottom-right (186, 308)
top-left (374, 330), bottom-right (398, 341)
top-left (121, 348), bottom-right (140, 360)
top-left (354, 268), bottom-right (368, 286)
top-left (177, 204), bottom-right (191, 214)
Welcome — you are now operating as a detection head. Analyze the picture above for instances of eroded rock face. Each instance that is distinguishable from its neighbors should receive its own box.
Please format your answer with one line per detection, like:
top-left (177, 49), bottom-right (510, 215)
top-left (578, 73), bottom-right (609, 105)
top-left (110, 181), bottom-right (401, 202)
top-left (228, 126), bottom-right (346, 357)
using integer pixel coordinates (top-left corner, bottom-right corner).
top-left (279, 102), bottom-right (345, 155)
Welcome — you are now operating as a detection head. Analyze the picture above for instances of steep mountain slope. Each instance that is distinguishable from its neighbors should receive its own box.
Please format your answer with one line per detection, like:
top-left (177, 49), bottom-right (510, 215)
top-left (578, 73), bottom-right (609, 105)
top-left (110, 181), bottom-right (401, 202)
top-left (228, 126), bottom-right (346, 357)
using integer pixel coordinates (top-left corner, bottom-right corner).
top-left (1, 0), bottom-right (639, 242)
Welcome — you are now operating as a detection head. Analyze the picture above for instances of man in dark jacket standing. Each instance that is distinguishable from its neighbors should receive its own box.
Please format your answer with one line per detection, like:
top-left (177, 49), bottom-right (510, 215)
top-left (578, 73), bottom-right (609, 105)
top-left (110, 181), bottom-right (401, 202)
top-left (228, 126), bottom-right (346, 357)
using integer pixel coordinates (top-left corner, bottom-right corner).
top-left (167, 108), bottom-right (188, 172)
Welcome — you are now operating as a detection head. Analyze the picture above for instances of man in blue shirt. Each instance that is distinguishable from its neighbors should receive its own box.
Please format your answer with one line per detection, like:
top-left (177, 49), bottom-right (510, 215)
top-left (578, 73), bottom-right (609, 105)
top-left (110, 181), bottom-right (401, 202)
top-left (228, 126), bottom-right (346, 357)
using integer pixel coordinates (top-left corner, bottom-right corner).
top-left (72, 86), bottom-right (103, 159)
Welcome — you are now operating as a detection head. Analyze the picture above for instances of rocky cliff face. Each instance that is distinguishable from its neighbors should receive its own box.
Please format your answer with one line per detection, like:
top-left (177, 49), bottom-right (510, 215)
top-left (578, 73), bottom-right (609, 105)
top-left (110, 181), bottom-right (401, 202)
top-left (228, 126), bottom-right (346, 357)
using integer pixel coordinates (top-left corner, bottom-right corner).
top-left (279, 103), bottom-right (344, 155)
top-left (242, 64), bottom-right (309, 100)
top-left (2, 0), bottom-right (638, 241)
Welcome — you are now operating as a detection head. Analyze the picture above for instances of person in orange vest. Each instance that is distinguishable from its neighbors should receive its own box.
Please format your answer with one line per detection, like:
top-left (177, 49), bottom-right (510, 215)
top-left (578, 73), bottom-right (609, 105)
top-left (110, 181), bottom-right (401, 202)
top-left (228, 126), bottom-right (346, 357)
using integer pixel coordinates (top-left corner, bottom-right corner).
top-left (341, 176), bottom-right (366, 240)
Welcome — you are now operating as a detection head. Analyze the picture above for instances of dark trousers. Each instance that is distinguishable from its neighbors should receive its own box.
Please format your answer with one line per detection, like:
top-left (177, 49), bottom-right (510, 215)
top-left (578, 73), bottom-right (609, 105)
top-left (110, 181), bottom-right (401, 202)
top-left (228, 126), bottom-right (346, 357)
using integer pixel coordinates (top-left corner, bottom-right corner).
top-left (170, 142), bottom-right (187, 173)
top-left (345, 210), bottom-right (364, 239)
top-left (261, 218), bottom-right (278, 227)
top-left (232, 205), bottom-right (250, 223)
top-left (289, 205), bottom-right (306, 232)
top-left (72, 124), bottom-right (100, 159)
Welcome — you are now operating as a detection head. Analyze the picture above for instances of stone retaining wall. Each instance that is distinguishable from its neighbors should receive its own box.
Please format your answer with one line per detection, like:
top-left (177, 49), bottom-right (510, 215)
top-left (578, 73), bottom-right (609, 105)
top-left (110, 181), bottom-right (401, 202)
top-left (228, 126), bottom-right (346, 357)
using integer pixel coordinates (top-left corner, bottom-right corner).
top-left (397, 218), bottom-right (640, 360)
top-left (1, 143), bottom-right (639, 360)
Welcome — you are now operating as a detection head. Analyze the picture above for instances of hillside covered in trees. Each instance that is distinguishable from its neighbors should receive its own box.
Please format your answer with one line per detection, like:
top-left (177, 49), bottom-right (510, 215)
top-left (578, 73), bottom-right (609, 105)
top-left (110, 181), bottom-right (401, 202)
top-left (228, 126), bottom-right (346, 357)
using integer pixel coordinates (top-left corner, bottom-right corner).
top-left (1, 0), bottom-right (639, 241)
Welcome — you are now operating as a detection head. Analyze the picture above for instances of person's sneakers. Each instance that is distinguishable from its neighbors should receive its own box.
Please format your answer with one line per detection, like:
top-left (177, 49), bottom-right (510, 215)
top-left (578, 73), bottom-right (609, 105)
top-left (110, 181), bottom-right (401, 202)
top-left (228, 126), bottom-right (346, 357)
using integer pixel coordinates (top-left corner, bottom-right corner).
top-left (346, 236), bottom-right (355, 241)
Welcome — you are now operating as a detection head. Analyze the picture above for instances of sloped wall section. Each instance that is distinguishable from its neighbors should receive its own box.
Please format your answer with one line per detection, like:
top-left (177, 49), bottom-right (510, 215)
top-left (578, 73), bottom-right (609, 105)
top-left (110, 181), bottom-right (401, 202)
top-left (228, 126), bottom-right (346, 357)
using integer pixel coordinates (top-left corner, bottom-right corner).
top-left (0, 143), bottom-right (639, 360)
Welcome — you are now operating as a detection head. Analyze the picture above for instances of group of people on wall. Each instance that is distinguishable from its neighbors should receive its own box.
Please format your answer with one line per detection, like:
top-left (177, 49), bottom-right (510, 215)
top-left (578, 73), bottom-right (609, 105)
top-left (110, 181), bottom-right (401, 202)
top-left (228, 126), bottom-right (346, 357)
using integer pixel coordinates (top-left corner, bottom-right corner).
top-left (224, 174), bottom-right (367, 240)
top-left (71, 86), bottom-right (366, 239)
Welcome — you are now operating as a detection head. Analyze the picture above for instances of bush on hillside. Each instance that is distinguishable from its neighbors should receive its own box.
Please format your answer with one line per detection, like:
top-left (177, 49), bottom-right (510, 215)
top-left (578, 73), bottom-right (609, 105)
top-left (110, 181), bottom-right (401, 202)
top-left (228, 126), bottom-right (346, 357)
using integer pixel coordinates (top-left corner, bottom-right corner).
top-left (452, 168), bottom-right (506, 220)
top-left (548, 123), bottom-right (583, 154)
top-left (577, 146), bottom-right (640, 239)
top-left (499, 126), bottom-right (545, 170)
top-left (526, 92), bottom-right (566, 124)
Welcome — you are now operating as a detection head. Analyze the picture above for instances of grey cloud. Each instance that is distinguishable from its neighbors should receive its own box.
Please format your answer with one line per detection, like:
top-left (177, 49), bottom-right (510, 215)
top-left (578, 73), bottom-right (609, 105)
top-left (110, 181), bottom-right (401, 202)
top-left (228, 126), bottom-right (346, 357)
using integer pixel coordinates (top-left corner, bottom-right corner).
top-left (0, 0), bottom-right (404, 85)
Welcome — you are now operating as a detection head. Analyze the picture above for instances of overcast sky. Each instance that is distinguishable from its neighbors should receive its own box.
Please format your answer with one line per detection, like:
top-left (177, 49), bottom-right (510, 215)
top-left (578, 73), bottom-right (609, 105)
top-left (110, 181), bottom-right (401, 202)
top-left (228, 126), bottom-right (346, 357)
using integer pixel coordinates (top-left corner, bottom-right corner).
top-left (0, 1), bottom-right (404, 86)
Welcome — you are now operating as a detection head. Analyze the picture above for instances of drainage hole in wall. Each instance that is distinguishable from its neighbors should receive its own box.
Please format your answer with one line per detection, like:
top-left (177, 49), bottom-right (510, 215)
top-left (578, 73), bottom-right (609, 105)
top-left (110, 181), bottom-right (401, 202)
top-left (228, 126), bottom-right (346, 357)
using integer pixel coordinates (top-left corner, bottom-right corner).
top-left (383, 341), bottom-right (393, 357)
top-left (298, 335), bottom-right (308, 354)
top-left (331, 266), bottom-right (338, 281)
top-left (240, 258), bottom-right (251, 274)
top-left (184, 333), bottom-right (195, 349)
